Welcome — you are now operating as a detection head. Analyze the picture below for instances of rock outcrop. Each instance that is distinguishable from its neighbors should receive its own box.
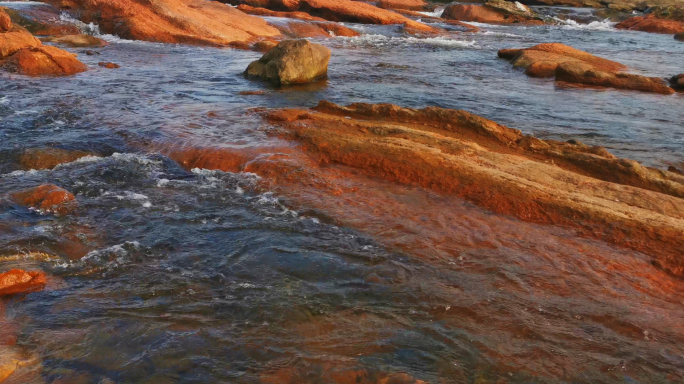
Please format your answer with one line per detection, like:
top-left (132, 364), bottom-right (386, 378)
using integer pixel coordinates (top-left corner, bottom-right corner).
top-left (442, 0), bottom-right (544, 25)
top-left (11, 184), bottom-right (76, 213)
top-left (259, 101), bottom-right (684, 276)
top-left (2, 45), bottom-right (88, 76)
top-left (227, 0), bottom-right (437, 32)
top-left (616, 14), bottom-right (684, 34)
top-left (237, 4), bottom-right (361, 37)
top-left (376, 0), bottom-right (428, 11)
top-left (499, 43), bottom-right (674, 94)
top-left (41, 34), bottom-right (108, 48)
top-left (41, 0), bottom-right (281, 46)
top-left (245, 39), bottom-right (330, 85)
top-left (555, 61), bottom-right (674, 94)
top-left (0, 269), bottom-right (47, 296)
top-left (0, 14), bottom-right (87, 76)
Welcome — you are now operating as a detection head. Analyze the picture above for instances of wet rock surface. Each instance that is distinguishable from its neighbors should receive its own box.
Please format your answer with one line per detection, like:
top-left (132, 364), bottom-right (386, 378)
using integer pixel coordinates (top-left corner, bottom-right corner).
top-left (0, 269), bottom-right (47, 296)
top-left (18, 148), bottom-right (91, 170)
top-left (41, 0), bottom-right (281, 46)
top-left (228, 0), bottom-right (438, 32)
top-left (261, 101), bottom-right (684, 276)
top-left (0, 18), bottom-right (87, 76)
top-left (499, 43), bottom-right (674, 94)
top-left (442, 0), bottom-right (544, 25)
top-left (11, 184), bottom-right (76, 213)
top-left (616, 14), bottom-right (684, 34)
top-left (245, 39), bottom-right (330, 85)
top-left (2, 45), bottom-right (88, 76)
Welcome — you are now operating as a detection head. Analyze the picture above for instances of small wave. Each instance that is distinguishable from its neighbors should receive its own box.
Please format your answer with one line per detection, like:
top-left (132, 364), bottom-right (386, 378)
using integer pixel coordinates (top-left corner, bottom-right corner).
top-left (554, 17), bottom-right (617, 31)
top-left (481, 31), bottom-right (526, 38)
top-left (53, 242), bottom-right (144, 274)
top-left (60, 12), bottom-right (101, 35)
top-left (340, 34), bottom-right (478, 48)
top-left (0, 96), bottom-right (8, 105)
top-left (418, 7), bottom-right (445, 18)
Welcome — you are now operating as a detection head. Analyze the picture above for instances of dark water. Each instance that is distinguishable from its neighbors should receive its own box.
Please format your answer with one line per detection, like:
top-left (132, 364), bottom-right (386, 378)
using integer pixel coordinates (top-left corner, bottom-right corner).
top-left (1, 3), bottom-right (684, 383)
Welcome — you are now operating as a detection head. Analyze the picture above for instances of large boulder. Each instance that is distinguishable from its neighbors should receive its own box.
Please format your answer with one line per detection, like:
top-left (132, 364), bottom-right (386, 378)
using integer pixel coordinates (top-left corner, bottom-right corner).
top-left (675, 31), bottom-right (684, 41)
top-left (41, 0), bottom-right (281, 46)
top-left (2, 45), bottom-right (87, 76)
top-left (245, 39), bottom-right (330, 85)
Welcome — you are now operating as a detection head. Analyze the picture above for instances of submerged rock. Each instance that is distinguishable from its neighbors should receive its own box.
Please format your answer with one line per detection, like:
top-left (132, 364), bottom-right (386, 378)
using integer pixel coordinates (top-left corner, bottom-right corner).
top-left (0, 269), bottom-right (47, 296)
top-left (41, 0), bottom-right (281, 46)
top-left (19, 148), bottom-right (91, 170)
top-left (98, 61), bottom-right (120, 69)
top-left (499, 43), bottom-right (673, 94)
top-left (41, 34), bottom-right (108, 48)
top-left (245, 39), bottom-right (330, 85)
top-left (11, 184), bottom-right (76, 212)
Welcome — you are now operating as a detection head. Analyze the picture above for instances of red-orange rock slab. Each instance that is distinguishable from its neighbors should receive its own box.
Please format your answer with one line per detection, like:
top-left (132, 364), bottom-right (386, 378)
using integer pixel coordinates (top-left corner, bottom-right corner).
top-left (2, 45), bottom-right (87, 76)
top-left (43, 0), bottom-right (281, 46)
top-left (0, 269), bottom-right (47, 296)
top-left (617, 15), bottom-right (684, 34)
top-left (235, 0), bottom-right (437, 32)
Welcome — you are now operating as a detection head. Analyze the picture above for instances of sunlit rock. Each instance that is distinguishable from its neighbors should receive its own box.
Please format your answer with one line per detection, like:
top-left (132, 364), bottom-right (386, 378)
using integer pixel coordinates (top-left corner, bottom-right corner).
top-left (0, 269), bottom-right (47, 296)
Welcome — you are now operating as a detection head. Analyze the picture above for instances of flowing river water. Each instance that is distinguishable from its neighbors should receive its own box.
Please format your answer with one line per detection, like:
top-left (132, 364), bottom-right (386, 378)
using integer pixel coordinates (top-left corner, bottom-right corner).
top-left (1, 3), bottom-right (684, 383)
